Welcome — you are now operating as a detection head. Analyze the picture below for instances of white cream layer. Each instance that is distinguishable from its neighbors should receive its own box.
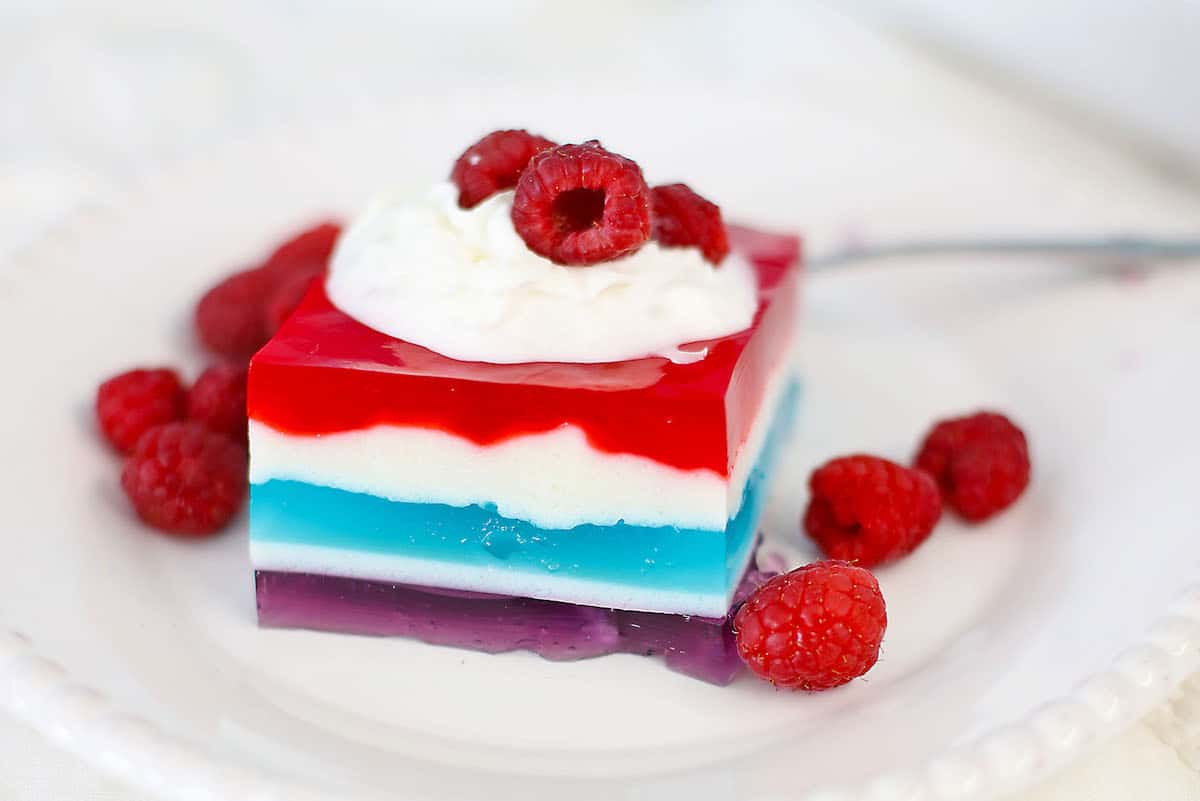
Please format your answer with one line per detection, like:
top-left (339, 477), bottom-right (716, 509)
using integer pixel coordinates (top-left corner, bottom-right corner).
top-left (249, 360), bottom-right (795, 532)
top-left (325, 182), bottom-right (758, 364)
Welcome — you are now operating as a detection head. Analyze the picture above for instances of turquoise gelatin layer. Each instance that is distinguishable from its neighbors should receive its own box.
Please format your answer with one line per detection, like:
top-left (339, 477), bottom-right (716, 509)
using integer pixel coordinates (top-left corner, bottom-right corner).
top-left (251, 380), bottom-right (798, 603)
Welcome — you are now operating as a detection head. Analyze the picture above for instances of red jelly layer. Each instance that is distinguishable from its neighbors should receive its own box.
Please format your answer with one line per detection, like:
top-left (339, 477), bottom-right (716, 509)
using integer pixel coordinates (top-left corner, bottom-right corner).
top-left (248, 225), bottom-right (801, 475)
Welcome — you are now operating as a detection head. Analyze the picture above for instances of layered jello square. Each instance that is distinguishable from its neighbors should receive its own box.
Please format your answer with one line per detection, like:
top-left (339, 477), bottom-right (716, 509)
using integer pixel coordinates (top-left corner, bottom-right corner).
top-left (248, 129), bottom-right (804, 683)
top-left (248, 225), bottom-right (799, 622)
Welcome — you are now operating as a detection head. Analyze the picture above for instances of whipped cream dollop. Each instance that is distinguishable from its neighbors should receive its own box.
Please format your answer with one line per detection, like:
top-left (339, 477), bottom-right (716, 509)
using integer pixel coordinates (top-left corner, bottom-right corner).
top-left (325, 182), bottom-right (758, 364)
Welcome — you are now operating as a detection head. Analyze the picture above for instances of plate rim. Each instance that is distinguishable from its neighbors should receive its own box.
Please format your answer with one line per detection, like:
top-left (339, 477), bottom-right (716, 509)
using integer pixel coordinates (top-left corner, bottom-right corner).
top-left (4, 100), bottom-right (1200, 801)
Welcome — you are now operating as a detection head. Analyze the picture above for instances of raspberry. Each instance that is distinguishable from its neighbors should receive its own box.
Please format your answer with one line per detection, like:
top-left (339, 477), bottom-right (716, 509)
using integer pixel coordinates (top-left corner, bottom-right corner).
top-left (734, 560), bottom-right (887, 690)
top-left (195, 223), bottom-right (340, 358)
top-left (194, 267), bottom-right (273, 358)
top-left (263, 270), bottom-right (319, 335)
top-left (187, 363), bottom-right (248, 442)
top-left (260, 222), bottom-right (342, 283)
top-left (511, 141), bottom-right (652, 266)
top-left (120, 422), bottom-right (247, 536)
top-left (451, 129), bottom-right (557, 209)
top-left (803, 455), bottom-right (942, 567)
top-left (96, 368), bottom-right (186, 454)
top-left (915, 412), bottom-right (1031, 521)
top-left (650, 183), bottom-right (729, 265)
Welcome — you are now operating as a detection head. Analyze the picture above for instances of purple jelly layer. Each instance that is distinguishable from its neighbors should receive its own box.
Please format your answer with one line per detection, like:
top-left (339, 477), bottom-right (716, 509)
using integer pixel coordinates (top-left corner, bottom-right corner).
top-left (255, 566), bottom-right (775, 685)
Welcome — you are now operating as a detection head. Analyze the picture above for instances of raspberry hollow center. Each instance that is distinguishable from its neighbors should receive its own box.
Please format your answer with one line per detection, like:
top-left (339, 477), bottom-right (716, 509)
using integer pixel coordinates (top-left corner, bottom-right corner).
top-left (551, 188), bottom-right (606, 233)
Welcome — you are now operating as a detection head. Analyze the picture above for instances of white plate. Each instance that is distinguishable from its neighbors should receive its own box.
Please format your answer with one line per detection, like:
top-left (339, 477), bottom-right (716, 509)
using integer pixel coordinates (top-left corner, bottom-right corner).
top-left (2, 89), bottom-right (1200, 801)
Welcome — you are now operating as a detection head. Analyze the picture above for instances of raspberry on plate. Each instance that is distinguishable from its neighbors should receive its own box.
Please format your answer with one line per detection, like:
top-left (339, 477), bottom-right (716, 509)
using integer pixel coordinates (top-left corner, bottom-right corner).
top-left (195, 223), bottom-right (342, 358)
top-left (194, 267), bottom-right (274, 358)
top-left (734, 560), bottom-right (887, 690)
top-left (451, 129), bottom-right (557, 209)
top-left (650, 183), bottom-right (730, 265)
top-left (511, 141), bottom-right (652, 266)
top-left (260, 221), bottom-right (342, 283)
top-left (915, 411), bottom-right (1031, 521)
top-left (96, 368), bottom-right (186, 454)
top-left (803, 454), bottom-right (942, 567)
top-left (120, 422), bottom-right (247, 536)
top-left (263, 270), bottom-right (320, 335)
top-left (187, 363), bottom-right (249, 442)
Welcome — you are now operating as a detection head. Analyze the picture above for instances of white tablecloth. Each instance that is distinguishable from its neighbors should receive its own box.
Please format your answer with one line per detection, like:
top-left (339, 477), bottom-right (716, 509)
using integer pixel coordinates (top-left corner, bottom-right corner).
top-left (2, 2), bottom-right (1197, 798)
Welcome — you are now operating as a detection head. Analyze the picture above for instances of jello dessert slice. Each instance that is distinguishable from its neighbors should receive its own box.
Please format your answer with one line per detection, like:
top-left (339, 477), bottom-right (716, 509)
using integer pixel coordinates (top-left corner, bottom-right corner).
top-left (248, 133), bottom-right (801, 682)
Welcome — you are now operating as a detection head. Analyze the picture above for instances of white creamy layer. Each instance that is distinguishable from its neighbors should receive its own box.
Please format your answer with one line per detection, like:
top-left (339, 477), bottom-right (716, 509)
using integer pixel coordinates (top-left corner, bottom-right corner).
top-left (249, 362), bottom-right (795, 531)
top-left (325, 182), bottom-right (758, 364)
top-left (249, 542), bottom-right (732, 617)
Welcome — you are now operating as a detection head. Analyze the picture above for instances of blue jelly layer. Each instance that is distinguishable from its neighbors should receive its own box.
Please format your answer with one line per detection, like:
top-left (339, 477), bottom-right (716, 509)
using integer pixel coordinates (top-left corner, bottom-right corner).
top-left (251, 380), bottom-right (798, 601)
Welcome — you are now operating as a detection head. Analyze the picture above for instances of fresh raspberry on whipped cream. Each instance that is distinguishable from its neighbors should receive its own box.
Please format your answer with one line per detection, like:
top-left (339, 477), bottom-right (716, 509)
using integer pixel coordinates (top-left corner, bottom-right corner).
top-left (510, 141), bottom-right (652, 266)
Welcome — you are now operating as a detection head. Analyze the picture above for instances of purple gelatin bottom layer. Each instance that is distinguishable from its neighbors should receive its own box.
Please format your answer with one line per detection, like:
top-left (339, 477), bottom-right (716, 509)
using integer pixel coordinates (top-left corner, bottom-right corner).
top-left (255, 565), bottom-right (775, 685)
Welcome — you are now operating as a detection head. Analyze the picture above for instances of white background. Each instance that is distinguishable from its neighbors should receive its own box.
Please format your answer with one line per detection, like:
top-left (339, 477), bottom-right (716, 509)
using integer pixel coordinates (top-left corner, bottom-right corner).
top-left (850, 0), bottom-right (1200, 178)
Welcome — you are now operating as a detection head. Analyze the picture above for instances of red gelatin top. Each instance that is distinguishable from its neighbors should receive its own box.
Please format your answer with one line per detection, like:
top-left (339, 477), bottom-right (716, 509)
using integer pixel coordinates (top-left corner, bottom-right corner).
top-left (248, 225), bottom-right (801, 476)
